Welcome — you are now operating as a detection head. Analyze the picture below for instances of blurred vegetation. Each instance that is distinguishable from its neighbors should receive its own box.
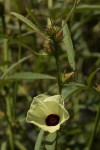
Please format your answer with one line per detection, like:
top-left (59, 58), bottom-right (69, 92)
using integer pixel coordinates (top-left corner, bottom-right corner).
top-left (0, 0), bottom-right (100, 150)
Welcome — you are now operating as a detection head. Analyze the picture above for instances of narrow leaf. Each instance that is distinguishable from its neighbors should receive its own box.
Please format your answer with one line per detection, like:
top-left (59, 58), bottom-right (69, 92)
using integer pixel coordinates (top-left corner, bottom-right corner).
top-left (26, 8), bottom-right (42, 30)
top-left (62, 21), bottom-right (75, 70)
top-left (8, 72), bottom-right (56, 80)
top-left (1, 55), bottom-right (32, 79)
top-left (34, 129), bottom-right (44, 150)
top-left (15, 140), bottom-right (27, 150)
top-left (62, 83), bottom-right (86, 100)
top-left (11, 12), bottom-right (40, 32)
top-left (87, 68), bottom-right (100, 87)
top-left (11, 12), bottom-right (49, 39)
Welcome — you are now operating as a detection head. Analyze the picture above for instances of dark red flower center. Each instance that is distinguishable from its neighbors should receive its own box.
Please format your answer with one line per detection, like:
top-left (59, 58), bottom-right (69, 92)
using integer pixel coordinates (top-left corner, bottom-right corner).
top-left (45, 114), bottom-right (60, 126)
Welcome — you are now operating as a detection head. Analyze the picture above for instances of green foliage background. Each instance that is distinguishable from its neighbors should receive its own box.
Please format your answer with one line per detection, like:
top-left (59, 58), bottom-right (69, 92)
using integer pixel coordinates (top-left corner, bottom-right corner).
top-left (0, 0), bottom-right (100, 150)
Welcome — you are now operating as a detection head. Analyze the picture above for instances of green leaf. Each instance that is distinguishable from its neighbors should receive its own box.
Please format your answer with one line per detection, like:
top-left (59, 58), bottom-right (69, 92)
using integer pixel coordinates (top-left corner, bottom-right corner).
top-left (15, 140), bottom-right (27, 150)
top-left (77, 4), bottom-right (100, 11)
top-left (1, 55), bottom-right (32, 79)
top-left (87, 68), bottom-right (100, 87)
top-left (11, 12), bottom-right (49, 39)
top-left (7, 72), bottom-right (56, 80)
top-left (62, 83), bottom-right (86, 100)
top-left (44, 132), bottom-right (57, 150)
top-left (34, 129), bottom-right (44, 150)
top-left (1, 142), bottom-right (7, 150)
top-left (26, 7), bottom-right (42, 30)
top-left (62, 21), bottom-right (75, 70)
top-left (11, 12), bottom-right (40, 32)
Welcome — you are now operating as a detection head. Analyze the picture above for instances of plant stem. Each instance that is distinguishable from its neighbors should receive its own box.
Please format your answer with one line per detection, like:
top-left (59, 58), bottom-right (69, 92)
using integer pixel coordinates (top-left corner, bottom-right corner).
top-left (52, 38), bottom-right (62, 150)
top-left (34, 129), bottom-right (44, 150)
top-left (18, 21), bottom-right (22, 61)
top-left (53, 38), bottom-right (62, 94)
top-left (88, 103), bottom-right (100, 150)
top-left (5, 94), bottom-right (15, 150)
top-left (2, 5), bottom-right (15, 149)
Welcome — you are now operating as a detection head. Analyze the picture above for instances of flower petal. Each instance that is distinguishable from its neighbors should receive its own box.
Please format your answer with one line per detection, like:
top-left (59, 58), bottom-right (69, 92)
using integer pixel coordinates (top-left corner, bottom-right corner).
top-left (44, 95), bottom-right (64, 105)
top-left (59, 104), bottom-right (69, 124)
top-left (30, 94), bottom-right (49, 109)
top-left (43, 101), bottom-right (61, 114)
top-left (42, 124), bottom-right (60, 133)
top-left (26, 94), bottom-right (69, 133)
top-left (27, 119), bottom-right (60, 133)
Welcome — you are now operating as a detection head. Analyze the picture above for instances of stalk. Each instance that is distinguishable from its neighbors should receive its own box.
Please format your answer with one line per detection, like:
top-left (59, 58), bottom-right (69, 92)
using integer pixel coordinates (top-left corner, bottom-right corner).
top-left (88, 103), bottom-right (100, 150)
top-left (18, 21), bottom-right (22, 61)
top-left (52, 38), bottom-right (62, 94)
top-left (2, 2), bottom-right (15, 149)
top-left (52, 37), bottom-right (62, 150)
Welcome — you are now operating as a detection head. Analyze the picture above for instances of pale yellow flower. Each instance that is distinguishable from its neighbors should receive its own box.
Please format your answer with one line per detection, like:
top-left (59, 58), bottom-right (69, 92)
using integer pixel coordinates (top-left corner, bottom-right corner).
top-left (26, 94), bottom-right (69, 133)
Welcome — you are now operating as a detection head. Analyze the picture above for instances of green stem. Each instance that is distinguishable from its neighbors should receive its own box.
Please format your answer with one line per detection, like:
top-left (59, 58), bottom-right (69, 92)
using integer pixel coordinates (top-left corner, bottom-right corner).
top-left (34, 129), bottom-right (44, 150)
top-left (18, 21), bottom-right (22, 61)
top-left (6, 96), bottom-right (15, 150)
top-left (53, 38), bottom-right (62, 94)
top-left (52, 38), bottom-right (62, 150)
top-left (70, 0), bottom-right (79, 28)
top-left (2, 9), bottom-right (15, 149)
top-left (88, 103), bottom-right (100, 150)
top-left (13, 82), bottom-right (18, 122)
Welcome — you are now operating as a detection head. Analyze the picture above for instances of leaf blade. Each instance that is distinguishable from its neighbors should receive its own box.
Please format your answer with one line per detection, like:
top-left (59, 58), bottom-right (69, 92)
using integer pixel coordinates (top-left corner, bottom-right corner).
top-left (62, 21), bottom-right (75, 70)
top-left (1, 55), bottom-right (32, 79)
top-left (11, 12), bottom-right (49, 39)
top-left (7, 72), bottom-right (56, 80)
top-left (87, 68), bottom-right (100, 87)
